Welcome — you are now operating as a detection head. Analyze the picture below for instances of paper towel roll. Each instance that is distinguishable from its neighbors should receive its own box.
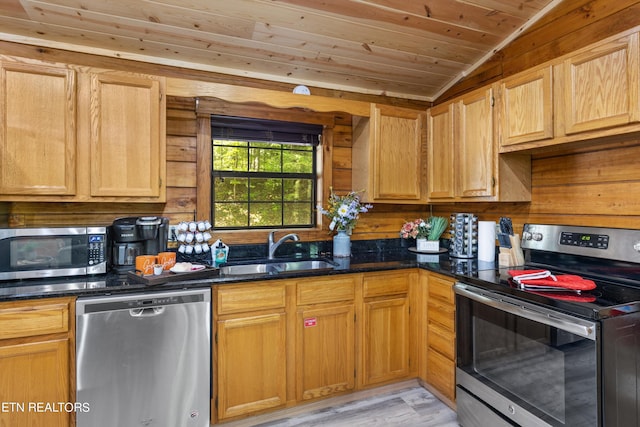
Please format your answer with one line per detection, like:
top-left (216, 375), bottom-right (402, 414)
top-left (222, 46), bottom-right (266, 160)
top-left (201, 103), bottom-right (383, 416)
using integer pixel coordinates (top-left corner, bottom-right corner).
top-left (478, 221), bottom-right (496, 262)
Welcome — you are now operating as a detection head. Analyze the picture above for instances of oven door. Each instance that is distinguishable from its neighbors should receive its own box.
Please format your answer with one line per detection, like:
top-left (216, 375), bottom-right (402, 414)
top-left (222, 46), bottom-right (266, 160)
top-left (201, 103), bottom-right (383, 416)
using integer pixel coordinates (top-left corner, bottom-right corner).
top-left (454, 283), bottom-right (599, 427)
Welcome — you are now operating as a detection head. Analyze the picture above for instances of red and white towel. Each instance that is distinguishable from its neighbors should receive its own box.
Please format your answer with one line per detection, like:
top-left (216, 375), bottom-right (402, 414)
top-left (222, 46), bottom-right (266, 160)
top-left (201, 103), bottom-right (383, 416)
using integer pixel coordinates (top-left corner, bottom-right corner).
top-left (508, 269), bottom-right (596, 292)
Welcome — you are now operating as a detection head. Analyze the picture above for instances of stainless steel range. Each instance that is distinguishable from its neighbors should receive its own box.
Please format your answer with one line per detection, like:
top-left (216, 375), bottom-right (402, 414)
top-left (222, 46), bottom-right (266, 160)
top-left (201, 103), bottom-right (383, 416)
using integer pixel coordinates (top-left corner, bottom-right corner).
top-left (455, 224), bottom-right (640, 427)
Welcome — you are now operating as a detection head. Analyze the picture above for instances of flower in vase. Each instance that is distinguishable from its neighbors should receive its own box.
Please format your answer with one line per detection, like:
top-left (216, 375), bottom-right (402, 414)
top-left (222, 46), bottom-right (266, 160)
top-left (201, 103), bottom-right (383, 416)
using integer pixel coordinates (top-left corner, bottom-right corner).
top-left (318, 188), bottom-right (372, 234)
top-left (400, 216), bottom-right (447, 241)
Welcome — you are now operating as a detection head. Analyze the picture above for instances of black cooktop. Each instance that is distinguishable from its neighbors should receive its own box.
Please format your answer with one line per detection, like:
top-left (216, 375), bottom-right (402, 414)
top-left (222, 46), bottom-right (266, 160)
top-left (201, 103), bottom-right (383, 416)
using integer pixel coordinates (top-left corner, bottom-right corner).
top-left (495, 250), bottom-right (640, 320)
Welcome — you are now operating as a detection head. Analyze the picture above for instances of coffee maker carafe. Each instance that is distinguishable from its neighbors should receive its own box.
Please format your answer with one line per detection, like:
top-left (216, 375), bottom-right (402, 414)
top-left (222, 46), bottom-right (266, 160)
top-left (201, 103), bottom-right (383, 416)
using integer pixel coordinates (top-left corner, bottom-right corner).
top-left (109, 216), bottom-right (169, 271)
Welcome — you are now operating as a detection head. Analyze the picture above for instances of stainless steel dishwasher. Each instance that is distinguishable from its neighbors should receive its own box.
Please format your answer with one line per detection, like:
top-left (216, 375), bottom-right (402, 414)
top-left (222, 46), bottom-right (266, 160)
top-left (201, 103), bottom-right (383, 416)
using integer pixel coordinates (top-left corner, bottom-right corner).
top-left (76, 288), bottom-right (211, 427)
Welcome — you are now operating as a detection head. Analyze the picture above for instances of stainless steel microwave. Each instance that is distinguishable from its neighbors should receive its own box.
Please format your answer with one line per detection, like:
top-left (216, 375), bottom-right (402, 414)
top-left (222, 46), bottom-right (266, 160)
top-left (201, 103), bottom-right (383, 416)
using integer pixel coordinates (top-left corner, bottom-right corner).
top-left (0, 227), bottom-right (107, 281)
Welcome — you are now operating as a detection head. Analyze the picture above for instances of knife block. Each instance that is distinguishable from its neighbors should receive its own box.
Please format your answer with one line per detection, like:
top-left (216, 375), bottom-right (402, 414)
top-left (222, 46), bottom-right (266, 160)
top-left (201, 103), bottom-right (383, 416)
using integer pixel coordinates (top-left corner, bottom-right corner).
top-left (499, 235), bottom-right (525, 267)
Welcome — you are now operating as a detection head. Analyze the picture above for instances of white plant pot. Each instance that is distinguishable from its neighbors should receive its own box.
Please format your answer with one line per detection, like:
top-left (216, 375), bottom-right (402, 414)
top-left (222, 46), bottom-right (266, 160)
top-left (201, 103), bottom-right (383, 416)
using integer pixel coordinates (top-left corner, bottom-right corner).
top-left (416, 239), bottom-right (439, 252)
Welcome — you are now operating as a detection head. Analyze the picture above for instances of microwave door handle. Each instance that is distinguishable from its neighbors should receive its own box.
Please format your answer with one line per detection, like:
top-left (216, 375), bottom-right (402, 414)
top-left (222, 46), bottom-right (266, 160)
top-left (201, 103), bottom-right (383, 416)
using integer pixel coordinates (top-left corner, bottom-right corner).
top-left (454, 284), bottom-right (596, 340)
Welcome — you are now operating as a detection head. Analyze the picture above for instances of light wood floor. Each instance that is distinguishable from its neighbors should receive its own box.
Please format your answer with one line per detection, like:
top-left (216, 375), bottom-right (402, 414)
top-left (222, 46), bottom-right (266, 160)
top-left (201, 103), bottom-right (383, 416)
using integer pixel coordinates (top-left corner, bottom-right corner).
top-left (216, 380), bottom-right (459, 427)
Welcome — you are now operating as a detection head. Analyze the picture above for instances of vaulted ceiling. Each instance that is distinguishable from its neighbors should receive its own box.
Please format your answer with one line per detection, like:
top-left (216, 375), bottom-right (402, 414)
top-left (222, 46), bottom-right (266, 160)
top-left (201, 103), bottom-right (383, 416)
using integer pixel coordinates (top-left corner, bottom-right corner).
top-left (0, 0), bottom-right (561, 101)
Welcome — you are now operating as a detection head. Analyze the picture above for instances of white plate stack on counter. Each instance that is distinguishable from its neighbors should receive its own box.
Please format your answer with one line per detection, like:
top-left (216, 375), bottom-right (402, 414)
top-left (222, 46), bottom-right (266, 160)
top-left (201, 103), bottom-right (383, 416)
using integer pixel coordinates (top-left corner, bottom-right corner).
top-left (176, 220), bottom-right (213, 255)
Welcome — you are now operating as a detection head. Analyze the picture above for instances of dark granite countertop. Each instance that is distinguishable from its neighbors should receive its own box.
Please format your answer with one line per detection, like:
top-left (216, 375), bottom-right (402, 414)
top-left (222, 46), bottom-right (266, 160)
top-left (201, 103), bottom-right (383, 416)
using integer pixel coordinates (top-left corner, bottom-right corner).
top-left (0, 238), bottom-right (504, 302)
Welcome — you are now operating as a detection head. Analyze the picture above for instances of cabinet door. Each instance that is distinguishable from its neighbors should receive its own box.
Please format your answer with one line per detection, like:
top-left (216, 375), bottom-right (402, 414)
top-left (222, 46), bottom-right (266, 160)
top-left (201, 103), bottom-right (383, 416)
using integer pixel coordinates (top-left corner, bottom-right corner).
top-left (0, 339), bottom-right (70, 427)
top-left (362, 296), bottom-right (410, 385)
top-left (296, 303), bottom-right (355, 400)
top-left (499, 65), bottom-right (553, 147)
top-left (371, 104), bottom-right (425, 202)
top-left (562, 32), bottom-right (640, 134)
top-left (0, 60), bottom-right (76, 196)
top-left (427, 103), bottom-right (455, 200)
top-left (457, 87), bottom-right (494, 198)
top-left (217, 312), bottom-right (287, 419)
top-left (89, 71), bottom-right (165, 200)
top-left (426, 345), bottom-right (456, 401)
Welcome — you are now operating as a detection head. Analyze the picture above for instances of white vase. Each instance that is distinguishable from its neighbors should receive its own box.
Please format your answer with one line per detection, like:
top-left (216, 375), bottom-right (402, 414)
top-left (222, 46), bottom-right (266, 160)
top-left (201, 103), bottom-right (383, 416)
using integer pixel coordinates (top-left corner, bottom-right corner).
top-left (416, 238), bottom-right (439, 252)
top-left (333, 230), bottom-right (351, 257)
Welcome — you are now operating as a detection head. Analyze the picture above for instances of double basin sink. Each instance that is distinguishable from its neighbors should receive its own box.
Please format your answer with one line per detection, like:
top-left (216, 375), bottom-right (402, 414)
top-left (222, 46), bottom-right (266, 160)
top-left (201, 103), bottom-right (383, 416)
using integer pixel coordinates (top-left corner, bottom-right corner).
top-left (219, 259), bottom-right (337, 277)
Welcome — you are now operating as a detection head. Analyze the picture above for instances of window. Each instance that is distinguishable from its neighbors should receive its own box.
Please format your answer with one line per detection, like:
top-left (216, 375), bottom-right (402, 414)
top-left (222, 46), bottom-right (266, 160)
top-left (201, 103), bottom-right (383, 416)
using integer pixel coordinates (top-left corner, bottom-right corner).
top-left (211, 116), bottom-right (322, 229)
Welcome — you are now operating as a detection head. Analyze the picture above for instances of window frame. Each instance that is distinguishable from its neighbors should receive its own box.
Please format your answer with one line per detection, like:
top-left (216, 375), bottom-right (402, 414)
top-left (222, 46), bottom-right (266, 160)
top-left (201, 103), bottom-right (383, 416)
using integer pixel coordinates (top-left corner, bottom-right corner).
top-left (211, 138), bottom-right (318, 230)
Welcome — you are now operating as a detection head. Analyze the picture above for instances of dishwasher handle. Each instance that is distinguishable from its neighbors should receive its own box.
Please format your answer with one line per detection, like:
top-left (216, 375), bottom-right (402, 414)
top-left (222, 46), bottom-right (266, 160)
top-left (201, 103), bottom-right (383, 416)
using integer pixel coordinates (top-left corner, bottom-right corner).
top-left (130, 306), bottom-right (165, 317)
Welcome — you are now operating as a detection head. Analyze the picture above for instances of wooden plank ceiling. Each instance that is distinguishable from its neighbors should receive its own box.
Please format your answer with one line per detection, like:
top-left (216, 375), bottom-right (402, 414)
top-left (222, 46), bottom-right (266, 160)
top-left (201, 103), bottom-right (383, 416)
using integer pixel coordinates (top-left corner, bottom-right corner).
top-left (0, 0), bottom-right (560, 101)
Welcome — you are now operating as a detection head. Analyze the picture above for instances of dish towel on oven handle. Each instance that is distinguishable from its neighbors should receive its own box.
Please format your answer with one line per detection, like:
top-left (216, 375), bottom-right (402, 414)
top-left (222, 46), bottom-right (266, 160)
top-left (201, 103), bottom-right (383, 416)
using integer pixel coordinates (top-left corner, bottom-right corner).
top-left (508, 269), bottom-right (597, 291)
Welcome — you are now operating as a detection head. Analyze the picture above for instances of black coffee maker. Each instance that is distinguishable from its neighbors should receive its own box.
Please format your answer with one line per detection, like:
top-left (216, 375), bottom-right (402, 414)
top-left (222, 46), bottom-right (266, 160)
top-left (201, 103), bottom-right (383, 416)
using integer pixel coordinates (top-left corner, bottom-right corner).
top-left (109, 216), bottom-right (169, 271)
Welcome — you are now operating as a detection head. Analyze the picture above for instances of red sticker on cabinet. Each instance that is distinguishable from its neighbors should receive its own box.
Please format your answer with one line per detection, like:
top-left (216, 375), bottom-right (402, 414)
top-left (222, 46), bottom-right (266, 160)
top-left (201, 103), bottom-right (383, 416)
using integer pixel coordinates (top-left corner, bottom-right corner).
top-left (304, 317), bottom-right (317, 327)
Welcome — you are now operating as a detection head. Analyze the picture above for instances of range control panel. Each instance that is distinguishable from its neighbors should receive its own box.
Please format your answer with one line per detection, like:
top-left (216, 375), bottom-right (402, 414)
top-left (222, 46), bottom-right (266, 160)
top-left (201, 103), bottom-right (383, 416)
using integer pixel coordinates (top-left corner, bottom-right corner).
top-left (522, 224), bottom-right (640, 263)
top-left (560, 231), bottom-right (609, 249)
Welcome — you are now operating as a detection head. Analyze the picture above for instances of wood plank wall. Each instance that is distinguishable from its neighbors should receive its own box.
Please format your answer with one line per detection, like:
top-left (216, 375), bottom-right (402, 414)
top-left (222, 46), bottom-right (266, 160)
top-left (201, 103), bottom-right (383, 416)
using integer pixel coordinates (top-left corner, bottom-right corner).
top-left (4, 0), bottom-right (640, 241)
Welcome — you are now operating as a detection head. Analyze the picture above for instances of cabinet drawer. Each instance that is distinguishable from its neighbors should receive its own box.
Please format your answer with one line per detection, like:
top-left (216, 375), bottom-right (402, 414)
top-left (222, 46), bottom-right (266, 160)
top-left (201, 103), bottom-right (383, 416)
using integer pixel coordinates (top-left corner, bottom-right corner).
top-left (297, 276), bottom-right (357, 305)
top-left (216, 283), bottom-right (286, 315)
top-left (363, 271), bottom-right (409, 298)
top-left (428, 322), bottom-right (455, 360)
top-left (428, 274), bottom-right (454, 304)
top-left (0, 299), bottom-right (70, 340)
top-left (427, 347), bottom-right (456, 401)
top-left (428, 300), bottom-right (455, 331)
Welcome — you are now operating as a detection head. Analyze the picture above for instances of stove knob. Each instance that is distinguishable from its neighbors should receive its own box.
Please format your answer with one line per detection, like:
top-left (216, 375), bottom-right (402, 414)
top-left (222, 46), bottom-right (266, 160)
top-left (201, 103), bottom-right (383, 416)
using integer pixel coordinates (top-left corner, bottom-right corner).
top-left (532, 232), bottom-right (543, 241)
top-left (522, 231), bottom-right (532, 241)
top-left (634, 241), bottom-right (640, 252)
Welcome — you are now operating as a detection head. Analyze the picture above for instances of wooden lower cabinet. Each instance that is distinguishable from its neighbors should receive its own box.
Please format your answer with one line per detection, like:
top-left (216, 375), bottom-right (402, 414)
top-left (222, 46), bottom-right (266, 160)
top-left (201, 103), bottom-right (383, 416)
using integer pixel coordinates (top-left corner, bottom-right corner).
top-left (296, 303), bottom-right (355, 400)
top-left (363, 296), bottom-right (410, 385)
top-left (361, 270), bottom-right (413, 386)
top-left (425, 272), bottom-right (456, 403)
top-left (213, 269), bottom-right (421, 423)
top-left (217, 312), bottom-right (287, 419)
top-left (0, 297), bottom-right (74, 427)
top-left (296, 275), bottom-right (357, 401)
top-left (214, 282), bottom-right (288, 421)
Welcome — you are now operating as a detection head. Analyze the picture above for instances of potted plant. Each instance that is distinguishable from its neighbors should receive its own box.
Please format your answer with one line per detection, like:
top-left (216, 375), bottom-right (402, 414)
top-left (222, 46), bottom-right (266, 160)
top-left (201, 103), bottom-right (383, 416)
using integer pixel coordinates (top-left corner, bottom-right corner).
top-left (400, 216), bottom-right (448, 252)
top-left (318, 188), bottom-right (372, 257)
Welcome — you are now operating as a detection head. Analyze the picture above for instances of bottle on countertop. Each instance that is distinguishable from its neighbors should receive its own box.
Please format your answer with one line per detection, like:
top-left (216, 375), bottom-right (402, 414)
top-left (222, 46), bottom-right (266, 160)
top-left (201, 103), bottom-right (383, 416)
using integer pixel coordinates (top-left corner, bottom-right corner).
top-left (213, 239), bottom-right (229, 267)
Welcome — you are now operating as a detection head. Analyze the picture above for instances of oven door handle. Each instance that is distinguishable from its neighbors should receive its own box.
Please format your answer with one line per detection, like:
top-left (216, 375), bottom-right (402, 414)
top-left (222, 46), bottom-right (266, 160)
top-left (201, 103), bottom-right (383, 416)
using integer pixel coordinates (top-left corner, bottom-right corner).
top-left (454, 283), bottom-right (597, 340)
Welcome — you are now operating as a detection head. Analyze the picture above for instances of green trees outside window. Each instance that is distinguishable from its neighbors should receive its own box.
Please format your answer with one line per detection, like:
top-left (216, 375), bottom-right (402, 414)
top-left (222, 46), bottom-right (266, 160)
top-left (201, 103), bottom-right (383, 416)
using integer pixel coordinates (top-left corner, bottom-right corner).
top-left (212, 140), bottom-right (316, 229)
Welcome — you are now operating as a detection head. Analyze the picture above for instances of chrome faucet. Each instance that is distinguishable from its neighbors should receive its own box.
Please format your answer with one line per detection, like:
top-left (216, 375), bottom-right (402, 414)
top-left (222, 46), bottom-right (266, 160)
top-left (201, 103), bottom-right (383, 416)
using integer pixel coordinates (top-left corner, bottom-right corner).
top-left (268, 231), bottom-right (300, 259)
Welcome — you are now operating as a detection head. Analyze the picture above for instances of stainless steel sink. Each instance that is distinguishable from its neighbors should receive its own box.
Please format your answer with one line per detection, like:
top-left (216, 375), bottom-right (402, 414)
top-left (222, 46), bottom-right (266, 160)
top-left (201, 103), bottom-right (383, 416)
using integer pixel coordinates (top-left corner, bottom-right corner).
top-left (219, 259), bottom-right (336, 276)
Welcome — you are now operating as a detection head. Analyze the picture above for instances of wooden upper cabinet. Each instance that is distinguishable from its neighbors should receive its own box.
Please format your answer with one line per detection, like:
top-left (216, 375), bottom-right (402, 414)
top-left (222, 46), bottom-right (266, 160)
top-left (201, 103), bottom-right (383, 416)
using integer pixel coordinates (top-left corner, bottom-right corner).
top-left (428, 85), bottom-right (531, 203)
top-left (498, 65), bottom-right (554, 147)
top-left (561, 32), bottom-right (640, 135)
top-left (457, 87), bottom-right (494, 198)
top-left (88, 71), bottom-right (166, 200)
top-left (0, 56), bottom-right (166, 202)
top-left (498, 29), bottom-right (640, 153)
top-left (0, 59), bottom-right (77, 196)
top-left (427, 103), bottom-right (455, 200)
top-left (353, 103), bottom-right (426, 204)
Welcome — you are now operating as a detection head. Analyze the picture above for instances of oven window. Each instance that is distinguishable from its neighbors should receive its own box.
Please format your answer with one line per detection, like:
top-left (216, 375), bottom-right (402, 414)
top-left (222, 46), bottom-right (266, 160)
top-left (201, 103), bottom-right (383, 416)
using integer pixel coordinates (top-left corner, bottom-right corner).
top-left (462, 299), bottom-right (597, 426)
top-left (10, 237), bottom-right (75, 269)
